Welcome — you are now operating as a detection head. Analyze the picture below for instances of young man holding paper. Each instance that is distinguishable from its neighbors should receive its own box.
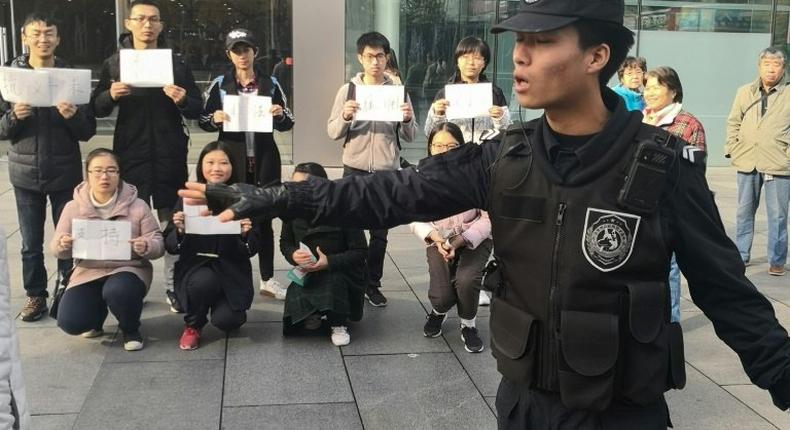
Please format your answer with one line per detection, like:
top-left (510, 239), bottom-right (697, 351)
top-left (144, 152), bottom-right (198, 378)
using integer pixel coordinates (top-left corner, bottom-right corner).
top-left (326, 31), bottom-right (416, 307)
top-left (199, 28), bottom-right (294, 300)
top-left (0, 13), bottom-right (96, 322)
top-left (91, 0), bottom-right (201, 311)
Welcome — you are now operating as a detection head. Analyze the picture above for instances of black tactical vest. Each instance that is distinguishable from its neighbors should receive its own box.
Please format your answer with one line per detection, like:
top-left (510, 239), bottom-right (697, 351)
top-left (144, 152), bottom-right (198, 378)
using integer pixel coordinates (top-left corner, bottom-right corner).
top-left (488, 114), bottom-right (687, 412)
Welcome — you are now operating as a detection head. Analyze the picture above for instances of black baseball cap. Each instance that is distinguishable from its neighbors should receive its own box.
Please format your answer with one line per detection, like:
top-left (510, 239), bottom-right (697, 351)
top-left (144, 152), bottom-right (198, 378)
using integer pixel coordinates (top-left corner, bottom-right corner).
top-left (225, 28), bottom-right (257, 50)
top-left (491, 0), bottom-right (625, 34)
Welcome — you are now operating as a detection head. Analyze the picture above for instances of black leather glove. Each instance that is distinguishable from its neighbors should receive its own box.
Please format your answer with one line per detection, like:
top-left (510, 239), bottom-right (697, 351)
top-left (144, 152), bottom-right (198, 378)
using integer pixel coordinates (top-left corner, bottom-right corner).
top-left (769, 374), bottom-right (790, 411)
top-left (205, 183), bottom-right (289, 220)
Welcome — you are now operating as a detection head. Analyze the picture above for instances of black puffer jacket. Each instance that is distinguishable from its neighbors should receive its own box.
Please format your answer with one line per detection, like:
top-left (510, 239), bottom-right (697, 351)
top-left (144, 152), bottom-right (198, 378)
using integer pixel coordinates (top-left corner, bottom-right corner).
top-left (91, 34), bottom-right (202, 209)
top-left (0, 55), bottom-right (96, 192)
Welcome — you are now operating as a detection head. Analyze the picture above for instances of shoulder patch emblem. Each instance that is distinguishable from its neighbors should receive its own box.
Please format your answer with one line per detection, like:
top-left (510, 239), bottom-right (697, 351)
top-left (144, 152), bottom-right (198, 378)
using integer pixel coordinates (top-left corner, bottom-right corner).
top-left (682, 145), bottom-right (705, 164)
top-left (582, 208), bottom-right (641, 272)
top-left (479, 129), bottom-right (501, 142)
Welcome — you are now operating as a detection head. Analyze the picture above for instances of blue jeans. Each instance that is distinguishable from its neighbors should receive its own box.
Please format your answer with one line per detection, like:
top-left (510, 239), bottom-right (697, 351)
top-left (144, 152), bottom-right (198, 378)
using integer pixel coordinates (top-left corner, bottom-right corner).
top-left (765, 175), bottom-right (790, 267)
top-left (735, 171), bottom-right (763, 263)
top-left (668, 254), bottom-right (681, 323)
top-left (13, 186), bottom-right (73, 298)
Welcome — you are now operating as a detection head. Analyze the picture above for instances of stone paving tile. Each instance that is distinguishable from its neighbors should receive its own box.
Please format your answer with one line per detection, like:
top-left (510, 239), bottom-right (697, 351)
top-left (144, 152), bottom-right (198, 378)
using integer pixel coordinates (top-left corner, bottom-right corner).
top-left (340, 291), bottom-right (451, 356)
top-left (223, 322), bottom-right (353, 406)
top-left (30, 413), bottom-right (78, 430)
top-left (665, 366), bottom-right (777, 430)
top-left (723, 385), bottom-right (790, 430)
top-left (104, 309), bottom-right (227, 363)
top-left (73, 360), bottom-right (224, 430)
top-left (443, 318), bottom-right (500, 397)
top-left (680, 311), bottom-right (752, 386)
top-left (682, 301), bottom-right (790, 387)
top-left (16, 326), bottom-right (109, 415)
top-left (221, 403), bottom-right (363, 430)
top-left (485, 396), bottom-right (496, 417)
top-left (346, 353), bottom-right (496, 430)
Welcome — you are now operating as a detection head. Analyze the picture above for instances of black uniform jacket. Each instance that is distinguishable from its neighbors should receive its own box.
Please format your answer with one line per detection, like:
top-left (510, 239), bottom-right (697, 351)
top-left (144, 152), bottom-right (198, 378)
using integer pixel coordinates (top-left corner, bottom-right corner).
top-left (164, 198), bottom-right (261, 312)
top-left (283, 88), bottom-right (790, 410)
top-left (198, 65), bottom-right (294, 187)
top-left (91, 34), bottom-right (202, 209)
top-left (0, 55), bottom-right (96, 192)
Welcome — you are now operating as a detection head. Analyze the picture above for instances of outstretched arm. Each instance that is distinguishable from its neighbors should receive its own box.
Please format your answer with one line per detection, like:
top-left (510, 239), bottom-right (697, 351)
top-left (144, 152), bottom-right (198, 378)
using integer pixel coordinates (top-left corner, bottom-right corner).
top-left (180, 141), bottom-right (500, 229)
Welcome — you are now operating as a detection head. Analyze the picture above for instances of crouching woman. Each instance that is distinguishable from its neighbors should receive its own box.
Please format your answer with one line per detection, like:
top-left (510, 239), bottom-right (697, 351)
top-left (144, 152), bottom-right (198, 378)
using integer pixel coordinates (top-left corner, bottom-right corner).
top-left (51, 148), bottom-right (164, 351)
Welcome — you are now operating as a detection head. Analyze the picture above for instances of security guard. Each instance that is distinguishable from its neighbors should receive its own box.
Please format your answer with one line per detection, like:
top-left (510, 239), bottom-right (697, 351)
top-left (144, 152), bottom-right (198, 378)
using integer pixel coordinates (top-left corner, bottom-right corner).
top-left (180, 0), bottom-right (790, 428)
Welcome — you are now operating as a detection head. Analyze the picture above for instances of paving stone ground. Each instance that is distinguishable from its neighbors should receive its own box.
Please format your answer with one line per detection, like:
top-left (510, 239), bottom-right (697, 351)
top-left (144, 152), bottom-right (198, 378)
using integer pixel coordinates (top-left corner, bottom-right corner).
top-left (1, 161), bottom-right (788, 430)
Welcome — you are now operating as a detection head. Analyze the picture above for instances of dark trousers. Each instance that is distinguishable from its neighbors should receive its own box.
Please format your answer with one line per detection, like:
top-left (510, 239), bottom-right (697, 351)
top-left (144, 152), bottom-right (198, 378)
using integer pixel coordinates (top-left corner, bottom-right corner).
top-left (426, 239), bottom-right (492, 319)
top-left (342, 166), bottom-right (388, 289)
top-left (183, 266), bottom-right (247, 332)
top-left (257, 219), bottom-right (274, 281)
top-left (57, 272), bottom-right (146, 335)
top-left (13, 186), bottom-right (73, 298)
top-left (495, 377), bottom-right (669, 430)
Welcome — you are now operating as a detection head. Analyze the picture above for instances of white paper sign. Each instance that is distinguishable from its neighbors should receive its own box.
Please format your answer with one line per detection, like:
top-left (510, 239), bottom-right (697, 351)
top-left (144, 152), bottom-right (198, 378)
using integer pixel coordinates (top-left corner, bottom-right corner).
top-left (183, 203), bottom-right (241, 235)
top-left (71, 219), bottom-right (132, 261)
top-left (445, 82), bottom-right (493, 120)
top-left (222, 95), bottom-right (273, 133)
top-left (39, 68), bottom-right (92, 105)
top-left (0, 67), bottom-right (53, 107)
top-left (355, 85), bottom-right (404, 122)
top-left (120, 49), bottom-right (174, 87)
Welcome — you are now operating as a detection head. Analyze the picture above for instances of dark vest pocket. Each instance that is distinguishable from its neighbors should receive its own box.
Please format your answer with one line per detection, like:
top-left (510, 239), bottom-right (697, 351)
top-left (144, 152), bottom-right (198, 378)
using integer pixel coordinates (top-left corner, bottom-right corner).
top-left (558, 310), bottom-right (619, 411)
top-left (490, 298), bottom-right (537, 384)
top-left (619, 282), bottom-right (682, 404)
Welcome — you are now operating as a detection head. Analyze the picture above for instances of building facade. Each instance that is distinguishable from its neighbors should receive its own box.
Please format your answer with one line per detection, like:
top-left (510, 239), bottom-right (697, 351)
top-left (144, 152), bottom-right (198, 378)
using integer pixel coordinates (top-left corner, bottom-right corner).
top-left (0, 0), bottom-right (787, 166)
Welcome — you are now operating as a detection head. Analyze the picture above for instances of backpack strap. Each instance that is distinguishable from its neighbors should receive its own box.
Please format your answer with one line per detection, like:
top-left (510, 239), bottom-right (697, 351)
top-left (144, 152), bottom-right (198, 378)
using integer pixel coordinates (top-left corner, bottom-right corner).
top-left (343, 82), bottom-right (356, 148)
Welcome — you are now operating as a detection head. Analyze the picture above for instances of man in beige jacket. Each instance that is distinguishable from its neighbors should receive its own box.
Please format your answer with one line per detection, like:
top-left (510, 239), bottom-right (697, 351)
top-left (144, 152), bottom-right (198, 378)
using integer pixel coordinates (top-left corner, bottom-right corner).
top-left (327, 31), bottom-right (416, 307)
top-left (725, 47), bottom-right (789, 276)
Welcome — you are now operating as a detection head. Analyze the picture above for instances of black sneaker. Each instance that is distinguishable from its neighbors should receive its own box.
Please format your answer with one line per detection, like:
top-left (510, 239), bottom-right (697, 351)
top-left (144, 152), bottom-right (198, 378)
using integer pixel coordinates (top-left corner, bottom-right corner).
top-left (20, 296), bottom-right (48, 322)
top-left (123, 331), bottom-right (144, 351)
top-left (423, 312), bottom-right (447, 337)
top-left (165, 290), bottom-right (184, 313)
top-left (365, 288), bottom-right (387, 307)
top-left (461, 326), bottom-right (484, 353)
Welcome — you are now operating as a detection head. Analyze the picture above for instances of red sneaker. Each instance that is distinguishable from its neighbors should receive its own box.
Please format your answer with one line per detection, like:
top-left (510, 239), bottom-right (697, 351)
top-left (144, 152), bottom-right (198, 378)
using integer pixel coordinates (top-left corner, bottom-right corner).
top-left (179, 326), bottom-right (201, 350)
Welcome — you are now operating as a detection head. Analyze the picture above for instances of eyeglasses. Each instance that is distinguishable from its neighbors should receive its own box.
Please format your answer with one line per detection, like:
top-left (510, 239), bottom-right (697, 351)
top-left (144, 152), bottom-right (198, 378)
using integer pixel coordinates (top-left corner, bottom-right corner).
top-left (127, 15), bottom-right (162, 25)
top-left (88, 168), bottom-right (120, 177)
top-left (459, 54), bottom-right (485, 64)
top-left (431, 143), bottom-right (460, 151)
top-left (24, 32), bottom-right (57, 41)
top-left (361, 53), bottom-right (387, 64)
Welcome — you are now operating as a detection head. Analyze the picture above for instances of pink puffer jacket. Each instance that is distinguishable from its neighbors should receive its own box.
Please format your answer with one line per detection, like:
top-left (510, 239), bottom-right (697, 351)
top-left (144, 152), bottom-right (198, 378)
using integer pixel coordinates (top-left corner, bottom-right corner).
top-left (50, 181), bottom-right (164, 291)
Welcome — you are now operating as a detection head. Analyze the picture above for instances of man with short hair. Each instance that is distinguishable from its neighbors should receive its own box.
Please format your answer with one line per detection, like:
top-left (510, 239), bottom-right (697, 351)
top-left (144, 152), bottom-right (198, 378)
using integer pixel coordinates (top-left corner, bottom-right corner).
top-left (0, 13), bottom-right (96, 322)
top-left (612, 55), bottom-right (646, 111)
top-left (725, 47), bottom-right (789, 276)
top-left (91, 0), bottom-right (202, 308)
top-left (184, 0), bottom-right (790, 427)
top-left (326, 31), bottom-right (416, 307)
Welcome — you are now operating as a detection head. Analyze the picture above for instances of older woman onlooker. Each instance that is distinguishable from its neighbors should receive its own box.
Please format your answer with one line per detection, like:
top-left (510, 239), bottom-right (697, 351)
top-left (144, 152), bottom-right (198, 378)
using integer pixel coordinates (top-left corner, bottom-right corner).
top-left (642, 66), bottom-right (707, 323)
top-left (642, 66), bottom-right (706, 150)
top-left (612, 56), bottom-right (647, 111)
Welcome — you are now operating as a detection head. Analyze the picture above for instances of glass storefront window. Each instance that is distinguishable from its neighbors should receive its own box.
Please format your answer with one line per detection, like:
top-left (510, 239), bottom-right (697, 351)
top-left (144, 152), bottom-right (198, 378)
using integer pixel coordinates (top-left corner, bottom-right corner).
top-left (154, 0), bottom-right (294, 162)
top-left (10, 0), bottom-right (117, 73)
top-left (640, 0), bottom-right (773, 33)
top-left (345, 0), bottom-right (499, 162)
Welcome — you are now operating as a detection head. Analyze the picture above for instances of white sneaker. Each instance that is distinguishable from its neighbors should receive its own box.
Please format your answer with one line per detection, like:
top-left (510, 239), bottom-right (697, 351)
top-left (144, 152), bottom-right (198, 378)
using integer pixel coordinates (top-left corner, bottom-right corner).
top-left (81, 329), bottom-right (104, 338)
top-left (260, 279), bottom-right (287, 300)
top-left (331, 326), bottom-right (350, 346)
top-left (478, 291), bottom-right (491, 306)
